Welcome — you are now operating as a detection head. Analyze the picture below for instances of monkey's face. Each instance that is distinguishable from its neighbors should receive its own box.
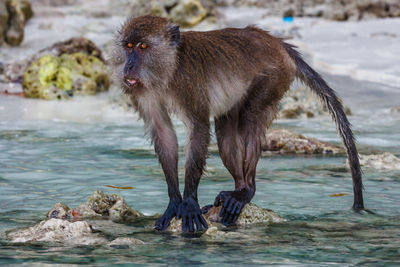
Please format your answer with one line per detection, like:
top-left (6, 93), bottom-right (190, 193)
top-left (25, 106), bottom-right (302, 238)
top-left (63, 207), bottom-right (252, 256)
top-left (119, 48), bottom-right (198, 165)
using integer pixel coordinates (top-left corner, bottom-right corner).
top-left (113, 16), bottom-right (180, 94)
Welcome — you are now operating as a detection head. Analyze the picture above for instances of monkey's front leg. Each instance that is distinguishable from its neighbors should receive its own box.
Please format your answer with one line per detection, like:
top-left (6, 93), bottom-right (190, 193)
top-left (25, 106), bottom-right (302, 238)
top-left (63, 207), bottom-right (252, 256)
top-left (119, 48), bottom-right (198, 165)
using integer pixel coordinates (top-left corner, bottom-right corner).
top-left (148, 111), bottom-right (182, 231)
top-left (178, 121), bottom-right (210, 232)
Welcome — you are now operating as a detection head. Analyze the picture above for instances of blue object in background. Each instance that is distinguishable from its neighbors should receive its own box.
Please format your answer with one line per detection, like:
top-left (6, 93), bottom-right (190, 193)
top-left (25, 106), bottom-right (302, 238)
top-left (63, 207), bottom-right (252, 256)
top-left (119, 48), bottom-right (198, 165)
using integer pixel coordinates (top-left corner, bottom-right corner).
top-left (283, 16), bottom-right (294, 23)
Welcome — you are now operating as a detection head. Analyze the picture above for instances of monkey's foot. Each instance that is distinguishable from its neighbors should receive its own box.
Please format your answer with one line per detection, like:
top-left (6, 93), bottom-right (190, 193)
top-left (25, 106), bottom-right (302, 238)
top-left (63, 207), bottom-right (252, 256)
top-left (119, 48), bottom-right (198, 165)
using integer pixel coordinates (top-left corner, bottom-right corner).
top-left (214, 189), bottom-right (253, 226)
top-left (154, 200), bottom-right (181, 231)
top-left (177, 197), bottom-right (208, 232)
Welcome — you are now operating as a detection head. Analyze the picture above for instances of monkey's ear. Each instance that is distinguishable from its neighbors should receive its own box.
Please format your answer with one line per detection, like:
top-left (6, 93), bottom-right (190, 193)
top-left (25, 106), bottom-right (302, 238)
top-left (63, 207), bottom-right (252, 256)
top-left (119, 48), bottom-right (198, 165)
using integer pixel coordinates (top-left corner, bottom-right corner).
top-left (166, 24), bottom-right (180, 47)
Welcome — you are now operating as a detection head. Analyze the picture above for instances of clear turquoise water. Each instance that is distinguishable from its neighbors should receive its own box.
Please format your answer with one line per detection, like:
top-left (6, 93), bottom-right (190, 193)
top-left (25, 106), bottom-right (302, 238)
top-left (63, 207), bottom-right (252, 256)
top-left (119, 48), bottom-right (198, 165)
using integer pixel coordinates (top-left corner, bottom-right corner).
top-left (1, 76), bottom-right (400, 266)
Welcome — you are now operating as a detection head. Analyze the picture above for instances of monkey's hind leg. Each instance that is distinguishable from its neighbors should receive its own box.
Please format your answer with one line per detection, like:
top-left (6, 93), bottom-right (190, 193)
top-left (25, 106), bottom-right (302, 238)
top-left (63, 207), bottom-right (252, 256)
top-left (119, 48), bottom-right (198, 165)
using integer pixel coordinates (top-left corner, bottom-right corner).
top-left (214, 102), bottom-right (274, 226)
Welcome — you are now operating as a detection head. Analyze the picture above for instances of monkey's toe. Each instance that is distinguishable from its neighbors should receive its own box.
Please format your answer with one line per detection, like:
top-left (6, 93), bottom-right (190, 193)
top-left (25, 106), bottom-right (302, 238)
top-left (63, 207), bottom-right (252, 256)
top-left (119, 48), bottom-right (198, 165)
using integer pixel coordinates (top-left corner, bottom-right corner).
top-left (178, 197), bottom-right (208, 232)
top-left (154, 200), bottom-right (180, 231)
top-left (214, 189), bottom-right (253, 226)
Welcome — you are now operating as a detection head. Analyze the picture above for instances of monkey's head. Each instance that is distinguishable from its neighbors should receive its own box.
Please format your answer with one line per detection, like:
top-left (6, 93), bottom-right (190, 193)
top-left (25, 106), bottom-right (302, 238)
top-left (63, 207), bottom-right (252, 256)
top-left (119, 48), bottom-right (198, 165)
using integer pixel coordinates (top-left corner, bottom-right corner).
top-left (113, 15), bottom-right (180, 94)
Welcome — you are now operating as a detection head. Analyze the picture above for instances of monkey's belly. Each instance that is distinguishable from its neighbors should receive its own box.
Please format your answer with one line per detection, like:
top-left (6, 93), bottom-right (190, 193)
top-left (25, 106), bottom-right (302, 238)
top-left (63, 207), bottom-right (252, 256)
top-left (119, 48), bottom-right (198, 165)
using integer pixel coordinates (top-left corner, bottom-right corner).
top-left (207, 79), bottom-right (248, 117)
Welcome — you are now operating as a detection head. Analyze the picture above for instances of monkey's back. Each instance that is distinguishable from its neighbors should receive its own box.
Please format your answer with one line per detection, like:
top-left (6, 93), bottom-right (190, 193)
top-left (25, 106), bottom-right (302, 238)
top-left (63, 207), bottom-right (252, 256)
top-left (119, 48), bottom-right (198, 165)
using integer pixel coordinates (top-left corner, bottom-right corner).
top-left (171, 26), bottom-right (296, 117)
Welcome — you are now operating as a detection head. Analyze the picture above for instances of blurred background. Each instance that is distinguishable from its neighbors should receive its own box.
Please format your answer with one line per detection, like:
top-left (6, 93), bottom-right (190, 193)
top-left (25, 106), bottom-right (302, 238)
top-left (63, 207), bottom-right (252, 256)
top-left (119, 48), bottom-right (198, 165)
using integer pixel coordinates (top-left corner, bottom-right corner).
top-left (1, 0), bottom-right (400, 265)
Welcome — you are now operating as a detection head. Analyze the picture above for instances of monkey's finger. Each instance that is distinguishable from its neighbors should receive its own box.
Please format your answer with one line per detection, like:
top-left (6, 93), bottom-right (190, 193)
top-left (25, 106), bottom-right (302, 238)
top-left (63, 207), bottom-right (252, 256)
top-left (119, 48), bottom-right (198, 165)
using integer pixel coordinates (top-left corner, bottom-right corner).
top-left (194, 216), bottom-right (202, 232)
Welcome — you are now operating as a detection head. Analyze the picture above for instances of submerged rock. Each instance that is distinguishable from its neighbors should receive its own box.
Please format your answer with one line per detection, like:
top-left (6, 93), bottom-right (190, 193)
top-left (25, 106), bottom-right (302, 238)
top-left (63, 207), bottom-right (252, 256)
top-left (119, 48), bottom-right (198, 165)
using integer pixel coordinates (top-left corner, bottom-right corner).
top-left (109, 237), bottom-right (145, 248)
top-left (262, 129), bottom-right (344, 155)
top-left (352, 152), bottom-right (400, 170)
top-left (22, 52), bottom-right (110, 100)
top-left (167, 202), bottom-right (282, 235)
top-left (6, 218), bottom-right (108, 245)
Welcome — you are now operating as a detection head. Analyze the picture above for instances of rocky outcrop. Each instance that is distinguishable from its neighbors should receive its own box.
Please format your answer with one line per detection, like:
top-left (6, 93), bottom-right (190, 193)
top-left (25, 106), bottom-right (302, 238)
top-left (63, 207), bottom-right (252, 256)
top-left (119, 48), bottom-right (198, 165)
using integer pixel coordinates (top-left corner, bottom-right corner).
top-left (47, 190), bottom-right (143, 222)
top-left (2, 37), bottom-right (111, 100)
top-left (262, 129), bottom-right (344, 155)
top-left (6, 218), bottom-right (145, 246)
top-left (352, 152), bottom-right (400, 170)
top-left (167, 202), bottom-right (283, 234)
top-left (3, 37), bottom-right (106, 84)
top-left (22, 52), bottom-right (110, 100)
top-left (0, 0), bottom-right (33, 46)
top-left (6, 191), bottom-right (145, 246)
top-left (6, 218), bottom-right (109, 245)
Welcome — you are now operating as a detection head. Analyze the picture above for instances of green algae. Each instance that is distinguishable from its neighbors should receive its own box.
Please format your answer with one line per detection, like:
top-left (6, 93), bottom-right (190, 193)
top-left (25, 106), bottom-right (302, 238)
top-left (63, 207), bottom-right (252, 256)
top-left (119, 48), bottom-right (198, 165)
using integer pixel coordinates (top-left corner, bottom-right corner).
top-left (22, 52), bottom-right (110, 100)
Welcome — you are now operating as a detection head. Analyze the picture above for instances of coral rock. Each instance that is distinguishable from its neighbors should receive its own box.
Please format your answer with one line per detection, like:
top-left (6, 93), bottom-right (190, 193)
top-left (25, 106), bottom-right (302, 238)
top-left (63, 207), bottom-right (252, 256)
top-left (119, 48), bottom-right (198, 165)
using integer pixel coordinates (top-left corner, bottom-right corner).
top-left (6, 218), bottom-right (108, 245)
top-left (262, 128), bottom-right (344, 155)
top-left (352, 152), bottom-right (400, 170)
top-left (22, 52), bottom-right (110, 100)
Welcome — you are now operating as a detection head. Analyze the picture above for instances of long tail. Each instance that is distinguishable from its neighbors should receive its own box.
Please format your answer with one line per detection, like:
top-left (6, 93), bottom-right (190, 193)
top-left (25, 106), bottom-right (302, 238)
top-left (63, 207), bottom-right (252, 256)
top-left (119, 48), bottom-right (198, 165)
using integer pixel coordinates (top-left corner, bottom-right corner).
top-left (283, 41), bottom-right (364, 210)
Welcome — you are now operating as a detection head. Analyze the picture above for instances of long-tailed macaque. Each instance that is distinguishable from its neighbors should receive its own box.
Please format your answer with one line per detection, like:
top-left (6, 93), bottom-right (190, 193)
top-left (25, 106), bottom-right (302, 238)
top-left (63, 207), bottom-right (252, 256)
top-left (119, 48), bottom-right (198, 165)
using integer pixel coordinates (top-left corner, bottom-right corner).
top-left (112, 15), bottom-right (365, 232)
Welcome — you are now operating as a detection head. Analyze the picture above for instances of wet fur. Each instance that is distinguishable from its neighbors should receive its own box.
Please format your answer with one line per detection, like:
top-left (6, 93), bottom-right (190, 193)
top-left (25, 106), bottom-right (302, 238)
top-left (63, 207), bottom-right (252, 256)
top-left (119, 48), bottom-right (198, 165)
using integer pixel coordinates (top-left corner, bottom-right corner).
top-left (113, 15), bottom-right (365, 231)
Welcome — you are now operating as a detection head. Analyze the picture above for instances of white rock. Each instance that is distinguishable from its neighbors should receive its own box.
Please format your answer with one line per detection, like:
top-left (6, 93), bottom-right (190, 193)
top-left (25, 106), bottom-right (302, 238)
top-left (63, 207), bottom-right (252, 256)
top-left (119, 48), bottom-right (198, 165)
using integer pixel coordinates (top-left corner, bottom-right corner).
top-left (356, 153), bottom-right (400, 170)
top-left (6, 218), bottom-right (108, 245)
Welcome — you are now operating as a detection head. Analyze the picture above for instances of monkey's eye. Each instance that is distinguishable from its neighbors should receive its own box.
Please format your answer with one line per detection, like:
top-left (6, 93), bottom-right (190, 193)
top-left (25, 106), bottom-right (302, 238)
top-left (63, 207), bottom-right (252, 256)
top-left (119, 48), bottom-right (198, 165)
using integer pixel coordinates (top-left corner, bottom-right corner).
top-left (126, 43), bottom-right (134, 48)
top-left (138, 43), bottom-right (147, 49)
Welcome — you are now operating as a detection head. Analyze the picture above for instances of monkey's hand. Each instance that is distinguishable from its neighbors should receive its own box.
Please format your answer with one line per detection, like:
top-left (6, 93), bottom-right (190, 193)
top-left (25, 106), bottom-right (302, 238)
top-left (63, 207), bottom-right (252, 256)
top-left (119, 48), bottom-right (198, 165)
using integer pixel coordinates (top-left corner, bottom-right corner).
top-left (155, 199), bottom-right (181, 231)
top-left (177, 197), bottom-right (208, 232)
top-left (214, 189), bottom-right (253, 226)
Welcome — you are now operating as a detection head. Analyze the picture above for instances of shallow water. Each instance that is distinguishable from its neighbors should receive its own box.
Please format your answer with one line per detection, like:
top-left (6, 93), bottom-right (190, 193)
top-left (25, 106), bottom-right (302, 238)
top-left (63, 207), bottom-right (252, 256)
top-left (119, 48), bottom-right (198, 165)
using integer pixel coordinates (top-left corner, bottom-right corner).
top-left (1, 75), bottom-right (400, 265)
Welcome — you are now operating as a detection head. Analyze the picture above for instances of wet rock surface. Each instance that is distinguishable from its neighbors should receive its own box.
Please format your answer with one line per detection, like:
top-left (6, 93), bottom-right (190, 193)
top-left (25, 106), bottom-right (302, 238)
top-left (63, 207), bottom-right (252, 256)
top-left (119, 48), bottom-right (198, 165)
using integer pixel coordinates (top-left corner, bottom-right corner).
top-left (109, 237), bottom-right (145, 248)
top-left (6, 190), bottom-right (281, 244)
top-left (6, 218), bottom-right (109, 245)
top-left (262, 129), bottom-right (344, 155)
top-left (167, 202), bottom-right (283, 235)
top-left (354, 152), bottom-right (400, 170)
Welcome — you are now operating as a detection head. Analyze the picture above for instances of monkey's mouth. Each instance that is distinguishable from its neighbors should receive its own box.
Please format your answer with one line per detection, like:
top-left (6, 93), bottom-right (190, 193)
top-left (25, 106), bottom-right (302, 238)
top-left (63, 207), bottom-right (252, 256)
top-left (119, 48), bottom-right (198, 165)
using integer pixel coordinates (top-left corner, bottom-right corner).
top-left (125, 78), bottom-right (139, 86)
